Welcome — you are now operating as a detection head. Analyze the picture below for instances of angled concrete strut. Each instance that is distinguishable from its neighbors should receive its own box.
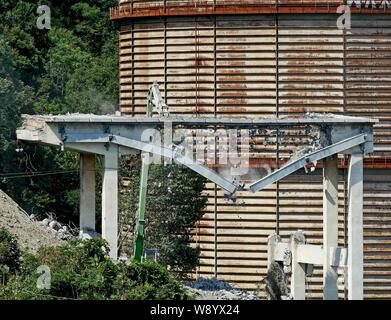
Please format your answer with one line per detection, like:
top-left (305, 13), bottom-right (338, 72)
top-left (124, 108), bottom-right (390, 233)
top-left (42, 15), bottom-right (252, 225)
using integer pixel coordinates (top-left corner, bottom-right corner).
top-left (249, 133), bottom-right (367, 193)
top-left (65, 134), bottom-right (237, 194)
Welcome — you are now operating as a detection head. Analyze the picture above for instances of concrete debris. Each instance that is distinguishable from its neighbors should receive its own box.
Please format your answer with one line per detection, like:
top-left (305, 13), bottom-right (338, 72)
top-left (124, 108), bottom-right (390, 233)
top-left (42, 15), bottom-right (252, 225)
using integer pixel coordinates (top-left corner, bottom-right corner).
top-left (190, 277), bottom-right (232, 291)
top-left (32, 212), bottom-right (99, 242)
top-left (186, 278), bottom-right (259, 300)
top-left (35, 216), bottom-right (75, 240)
top-left (48, 221), bottom-right (61, 231)
top-left (40, 218), bottom-right (50, 227)
top-left (80, 230), bottom-right (101, 240)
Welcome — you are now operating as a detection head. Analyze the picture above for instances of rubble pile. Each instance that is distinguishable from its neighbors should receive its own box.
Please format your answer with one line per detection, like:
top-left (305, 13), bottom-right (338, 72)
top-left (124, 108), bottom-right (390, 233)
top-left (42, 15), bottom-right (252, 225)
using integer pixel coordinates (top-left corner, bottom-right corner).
top-left (32, 215), bottom-right (76, 240)
top-left (186, 277), bottom-right (260, 300)
top-left (0, 189), bottom-right (63, 252)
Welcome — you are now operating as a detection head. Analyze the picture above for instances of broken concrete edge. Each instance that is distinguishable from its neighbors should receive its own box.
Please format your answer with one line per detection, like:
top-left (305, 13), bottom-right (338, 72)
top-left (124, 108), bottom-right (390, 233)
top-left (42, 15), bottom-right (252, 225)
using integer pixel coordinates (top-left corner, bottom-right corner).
top-left (18, 113), bottom-right (379, 126)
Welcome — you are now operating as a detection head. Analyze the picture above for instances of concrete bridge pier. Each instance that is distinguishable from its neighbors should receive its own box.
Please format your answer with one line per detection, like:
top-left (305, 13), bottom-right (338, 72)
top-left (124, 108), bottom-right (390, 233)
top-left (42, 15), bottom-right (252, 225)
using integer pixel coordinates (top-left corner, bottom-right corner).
top-left (102, 148), bottom-right (119, 260)
top-left (80, 153), bottom-right (96, 235)
top-left (79, 149), bottom-right (119, 260)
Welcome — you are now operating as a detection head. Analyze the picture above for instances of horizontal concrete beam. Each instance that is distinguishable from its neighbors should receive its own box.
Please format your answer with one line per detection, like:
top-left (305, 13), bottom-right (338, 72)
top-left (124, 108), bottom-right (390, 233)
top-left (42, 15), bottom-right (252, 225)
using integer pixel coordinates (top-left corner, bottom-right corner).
top-left (272, 242), bottom-right (347, 268)
top-left (20, 114), bottom-right (378, 126)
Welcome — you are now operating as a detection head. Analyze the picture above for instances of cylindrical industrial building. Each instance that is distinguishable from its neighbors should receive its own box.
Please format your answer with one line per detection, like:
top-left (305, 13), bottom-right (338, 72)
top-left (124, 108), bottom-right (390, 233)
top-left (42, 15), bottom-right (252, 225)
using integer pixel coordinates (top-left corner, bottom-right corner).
top-left (110, 0), bottom-right (391, 299)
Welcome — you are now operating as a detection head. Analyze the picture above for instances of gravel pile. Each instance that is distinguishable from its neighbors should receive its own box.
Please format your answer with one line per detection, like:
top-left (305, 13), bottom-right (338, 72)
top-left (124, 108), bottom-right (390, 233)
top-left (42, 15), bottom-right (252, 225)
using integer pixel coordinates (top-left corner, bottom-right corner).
top-left (0, 189), bottom-right (63, 252)
top-left (186, 277), bottom-right (260, 300)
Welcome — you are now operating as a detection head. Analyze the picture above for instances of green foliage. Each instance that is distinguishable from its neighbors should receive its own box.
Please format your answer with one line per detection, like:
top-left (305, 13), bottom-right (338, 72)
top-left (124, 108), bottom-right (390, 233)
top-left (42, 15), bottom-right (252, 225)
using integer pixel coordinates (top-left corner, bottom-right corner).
top-left (0, 36), bottom-right (34, 157)
top-left (0, 228), bottom-right (21, 275)
top-left (0, 1), bottom-right (206, 279)
top-left (0, 237), bottom-right (190, 300)
top-left (146, 164), bottom-right (207, 275)
top-left (120, 157), bottom-right (207, 276)
top-left (114, 260), bottom-right (189, 300)
top-left (0, 1), bottom-right (118, 223)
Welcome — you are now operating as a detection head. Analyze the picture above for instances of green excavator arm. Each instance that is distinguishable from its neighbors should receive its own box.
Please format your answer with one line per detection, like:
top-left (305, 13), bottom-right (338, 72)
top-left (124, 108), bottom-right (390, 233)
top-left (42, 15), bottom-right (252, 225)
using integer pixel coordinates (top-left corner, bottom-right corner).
top-left (133, 82), bottom-right (169, 262)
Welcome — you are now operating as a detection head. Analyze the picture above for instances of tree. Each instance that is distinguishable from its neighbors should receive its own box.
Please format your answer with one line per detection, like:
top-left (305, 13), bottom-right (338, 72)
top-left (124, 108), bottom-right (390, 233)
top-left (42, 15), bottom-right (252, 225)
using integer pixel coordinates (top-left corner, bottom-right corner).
top-left (120, 157), bottom-right (207, 276)
top-left (0, 34), bottom-right (36, 210)
top-left (0, 228), bottom-right (21, 274)
top-left (0, 36), bottom-right (79, 220)
top-left (0, 1), bottom-right (118, 224)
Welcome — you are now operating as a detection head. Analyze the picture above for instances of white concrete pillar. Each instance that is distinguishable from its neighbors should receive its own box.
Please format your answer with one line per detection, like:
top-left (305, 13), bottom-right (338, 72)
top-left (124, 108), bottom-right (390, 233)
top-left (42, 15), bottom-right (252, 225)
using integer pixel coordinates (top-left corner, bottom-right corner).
top-left (290, 231), bottom-right (306, 300)
top-left (323, 155), bottom-right (339, 300)
top-left (347, 153), bottom-right (364, 300)
top-left (267, 233), bottom-right (280, 269)
top-left (102, 148), bottom-right (119, 260)
top-left (80, 153), bottom-right (96, 233)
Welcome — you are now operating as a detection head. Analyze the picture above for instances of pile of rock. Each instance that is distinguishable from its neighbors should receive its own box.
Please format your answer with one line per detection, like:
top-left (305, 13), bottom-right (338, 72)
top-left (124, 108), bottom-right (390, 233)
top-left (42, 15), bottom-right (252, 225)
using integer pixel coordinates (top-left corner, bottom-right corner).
top-left (186, 277), bottom-right (260, 301)
top-left (80, 230), bottom-right (101, 240)
top-left (32, 215), bottom-right (75, 240)
top-left (0, 189), bottom-right (63, 252)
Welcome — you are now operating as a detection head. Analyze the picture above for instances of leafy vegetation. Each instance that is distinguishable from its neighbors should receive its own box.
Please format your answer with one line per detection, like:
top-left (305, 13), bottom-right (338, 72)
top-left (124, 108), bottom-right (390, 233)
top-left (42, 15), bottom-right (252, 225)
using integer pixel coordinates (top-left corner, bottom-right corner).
top-left (0, 0), bottom-right (118, 222)
top-left (0, 1), bottom-right (207, 277)
top-left (0, 227), bottom-right (22, 276)
top-left (120, 158), bottom-right (207, 275)
top-left (0, 228), bottom-right (190, 300)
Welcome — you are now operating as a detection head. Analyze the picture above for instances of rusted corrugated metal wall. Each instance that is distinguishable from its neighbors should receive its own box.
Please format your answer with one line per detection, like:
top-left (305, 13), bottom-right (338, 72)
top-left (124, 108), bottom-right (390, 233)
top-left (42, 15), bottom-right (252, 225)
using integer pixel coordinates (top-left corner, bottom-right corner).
top-left (198, 170), bottom-right (391, 299)
top-left (118, 12), bottom-right (391, 299)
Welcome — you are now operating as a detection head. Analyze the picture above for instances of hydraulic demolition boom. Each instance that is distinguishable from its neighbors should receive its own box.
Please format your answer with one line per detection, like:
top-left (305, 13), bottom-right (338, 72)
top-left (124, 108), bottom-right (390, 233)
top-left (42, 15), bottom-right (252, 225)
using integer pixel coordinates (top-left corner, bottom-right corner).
top-left (134, 82), bottom-right (169, 261)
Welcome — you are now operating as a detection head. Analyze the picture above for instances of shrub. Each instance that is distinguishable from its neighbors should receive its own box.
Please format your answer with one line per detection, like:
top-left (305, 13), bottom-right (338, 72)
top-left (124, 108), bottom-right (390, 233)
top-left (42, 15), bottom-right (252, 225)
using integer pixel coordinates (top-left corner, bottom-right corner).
top-left (0, 237), bottom-right (191, 300)
top-left (119, 157), bottom-right (207, 276)
top-left (0, 228), bottom-right (21, 274)
top-left (113, 260), bottom-right (190, 300)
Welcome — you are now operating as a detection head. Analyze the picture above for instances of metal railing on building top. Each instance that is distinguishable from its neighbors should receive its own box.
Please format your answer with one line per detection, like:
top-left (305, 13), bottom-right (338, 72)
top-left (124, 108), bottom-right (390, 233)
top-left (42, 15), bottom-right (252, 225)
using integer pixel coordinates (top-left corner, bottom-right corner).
top-left (110, 0), bottom-right (390, 20)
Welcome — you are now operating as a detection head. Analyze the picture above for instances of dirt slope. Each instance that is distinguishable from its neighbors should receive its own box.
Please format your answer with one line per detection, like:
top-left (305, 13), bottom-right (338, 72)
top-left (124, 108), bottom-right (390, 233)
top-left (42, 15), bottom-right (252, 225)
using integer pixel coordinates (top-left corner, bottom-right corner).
top-left (0, 189), bottom-right (63, 252)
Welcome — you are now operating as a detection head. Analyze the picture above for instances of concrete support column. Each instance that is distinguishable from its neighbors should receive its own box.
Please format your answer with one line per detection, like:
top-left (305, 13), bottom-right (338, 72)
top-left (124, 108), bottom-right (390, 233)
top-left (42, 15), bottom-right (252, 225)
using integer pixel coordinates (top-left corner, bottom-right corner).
top-left (347, 153), bottom-right (364, 300)
top-left (290, 231), bottom-right (306, 300)
top-left (102, 148), bottom-right (119, 260)
top-left (323, 155), bottom-right (339, 300)
top-left (80, 153), bottom-right (96, 233)
top-left (267, 233), bottom-right (280, 269)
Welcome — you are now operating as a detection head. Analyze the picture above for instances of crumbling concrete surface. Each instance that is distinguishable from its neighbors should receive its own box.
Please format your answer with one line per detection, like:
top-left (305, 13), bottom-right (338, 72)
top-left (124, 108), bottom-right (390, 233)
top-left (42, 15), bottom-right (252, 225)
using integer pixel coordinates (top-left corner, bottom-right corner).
top-left (264, 262), bottom-right (290, 300)
top-left (0, 189), bottom-right (63, 252)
